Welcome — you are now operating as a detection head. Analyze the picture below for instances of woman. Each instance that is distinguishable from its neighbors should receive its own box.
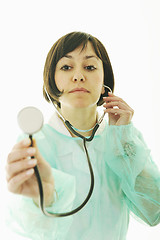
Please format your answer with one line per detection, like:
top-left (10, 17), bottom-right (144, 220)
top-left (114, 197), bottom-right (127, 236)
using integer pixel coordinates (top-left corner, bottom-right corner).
top-left (6, 31), bottom-right (160, 240)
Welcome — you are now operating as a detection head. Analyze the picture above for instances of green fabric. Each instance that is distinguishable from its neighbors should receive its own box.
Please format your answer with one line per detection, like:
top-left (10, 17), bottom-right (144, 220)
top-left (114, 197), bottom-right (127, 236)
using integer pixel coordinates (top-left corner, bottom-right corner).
top-left (6, 121), bottom-right (160, 240)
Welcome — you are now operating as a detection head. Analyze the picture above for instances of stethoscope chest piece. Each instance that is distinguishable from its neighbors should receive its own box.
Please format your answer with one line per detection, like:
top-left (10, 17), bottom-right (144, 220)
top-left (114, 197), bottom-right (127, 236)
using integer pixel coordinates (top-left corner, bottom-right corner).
top-left (17, 106), bottom-right (44, 135)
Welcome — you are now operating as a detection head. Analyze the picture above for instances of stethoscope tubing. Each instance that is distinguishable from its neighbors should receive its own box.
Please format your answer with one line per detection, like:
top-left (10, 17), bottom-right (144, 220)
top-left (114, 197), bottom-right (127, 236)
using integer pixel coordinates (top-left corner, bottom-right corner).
top-left (30, 122), bottom-right (98, 217)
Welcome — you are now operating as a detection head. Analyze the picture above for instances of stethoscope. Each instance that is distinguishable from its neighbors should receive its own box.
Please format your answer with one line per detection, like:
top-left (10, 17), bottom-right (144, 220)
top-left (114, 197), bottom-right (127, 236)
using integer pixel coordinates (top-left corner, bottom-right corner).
top-left (17, 85), bottom-right (112, 217)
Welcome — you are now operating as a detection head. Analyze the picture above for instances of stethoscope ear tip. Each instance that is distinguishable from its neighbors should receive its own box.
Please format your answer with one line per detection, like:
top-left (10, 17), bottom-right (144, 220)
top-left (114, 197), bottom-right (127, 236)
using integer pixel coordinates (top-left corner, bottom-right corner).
top-left (103, 85), bottom-right (112, 94)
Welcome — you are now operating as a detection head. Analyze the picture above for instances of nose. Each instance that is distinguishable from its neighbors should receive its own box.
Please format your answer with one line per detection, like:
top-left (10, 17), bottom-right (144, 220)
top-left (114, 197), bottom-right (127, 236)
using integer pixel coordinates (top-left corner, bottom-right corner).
top-left (72, 72), bottom-right (85, 82)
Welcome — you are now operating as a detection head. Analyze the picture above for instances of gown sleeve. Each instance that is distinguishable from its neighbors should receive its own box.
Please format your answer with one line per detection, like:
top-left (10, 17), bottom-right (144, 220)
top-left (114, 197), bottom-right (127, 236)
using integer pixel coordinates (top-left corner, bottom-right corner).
top-left (6, 133), bottom-right (76, 240)
top-left (106, 122), bottom-right (160, 227)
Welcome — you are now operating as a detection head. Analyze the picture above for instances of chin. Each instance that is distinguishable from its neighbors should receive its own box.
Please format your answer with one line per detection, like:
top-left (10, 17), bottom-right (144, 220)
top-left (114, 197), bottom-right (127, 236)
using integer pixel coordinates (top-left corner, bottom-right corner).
top-left (61, 97), bottom-right (98, 109)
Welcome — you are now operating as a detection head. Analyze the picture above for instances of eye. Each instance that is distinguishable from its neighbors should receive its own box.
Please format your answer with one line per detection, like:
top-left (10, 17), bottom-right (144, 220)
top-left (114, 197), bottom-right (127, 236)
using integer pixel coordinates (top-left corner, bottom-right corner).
top-left (61, 65), bottom-right (72, 71)
top-left (85, 65), bottom-right (96, 71)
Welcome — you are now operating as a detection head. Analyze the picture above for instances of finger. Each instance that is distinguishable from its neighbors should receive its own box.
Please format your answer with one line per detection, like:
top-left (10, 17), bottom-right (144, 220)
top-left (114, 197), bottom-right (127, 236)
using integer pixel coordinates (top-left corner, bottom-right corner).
top-left (103, 92), bottom-right (118, 99)
top-left (32, 138), bottom-right (45, 162)
top-left (32, 138), bottom-right (39, 151)
top-left (6, 158), bottom-right (37, 182)
top-left (104, 108), bottom-right (131, 116)
top-left (108, 92), bottom-right (121, 98)
top-left (12, 138), bottom-right (31, 150)
top-left (7, 147), bottom-right (36, 164)
top-left (103, 101), bottom-right (131, 111)
top-left (103, 95), bottom-right (124, 102)
top-left (7, 168), bottom-right (34, 194)
top-left (103, 92), bottom-right (131, 105)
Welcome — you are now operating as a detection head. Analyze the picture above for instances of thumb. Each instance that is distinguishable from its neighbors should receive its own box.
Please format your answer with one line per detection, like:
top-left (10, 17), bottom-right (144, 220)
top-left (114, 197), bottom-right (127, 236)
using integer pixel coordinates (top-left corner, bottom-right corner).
top-left (32, 138), bottom-right (50, 168)
top-left (32, 138), bottom-right (43, 161)
top-left (32, 138), bottom-right (53, 182)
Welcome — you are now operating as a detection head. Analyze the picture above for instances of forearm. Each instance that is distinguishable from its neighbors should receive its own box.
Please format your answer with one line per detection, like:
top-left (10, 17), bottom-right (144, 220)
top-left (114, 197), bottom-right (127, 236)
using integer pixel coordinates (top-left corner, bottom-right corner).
top-left (106, 122), bottom-right (160, 226)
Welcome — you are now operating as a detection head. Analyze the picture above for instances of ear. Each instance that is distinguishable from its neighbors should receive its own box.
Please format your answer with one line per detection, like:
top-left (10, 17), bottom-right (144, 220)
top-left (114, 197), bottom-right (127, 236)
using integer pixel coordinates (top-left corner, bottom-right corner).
top-left (101, 86), bottom-right (105, 95)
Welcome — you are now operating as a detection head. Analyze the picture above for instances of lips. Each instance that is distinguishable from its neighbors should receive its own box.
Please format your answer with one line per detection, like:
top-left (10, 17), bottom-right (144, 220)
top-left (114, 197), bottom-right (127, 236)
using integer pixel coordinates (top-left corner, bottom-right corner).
top-left (69, 88), bottom-right (90, 93)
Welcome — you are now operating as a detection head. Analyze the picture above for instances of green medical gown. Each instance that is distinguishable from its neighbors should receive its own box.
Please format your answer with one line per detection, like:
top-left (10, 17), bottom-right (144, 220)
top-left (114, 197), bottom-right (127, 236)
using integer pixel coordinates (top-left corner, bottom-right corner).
top-left (7, 112), bottom-right (160, 240)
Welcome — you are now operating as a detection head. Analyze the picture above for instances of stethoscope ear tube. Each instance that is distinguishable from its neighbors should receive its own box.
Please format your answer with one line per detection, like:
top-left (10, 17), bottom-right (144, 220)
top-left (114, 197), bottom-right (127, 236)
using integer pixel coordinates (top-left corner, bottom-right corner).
top-left (65, 120), bottom-right (100, 141)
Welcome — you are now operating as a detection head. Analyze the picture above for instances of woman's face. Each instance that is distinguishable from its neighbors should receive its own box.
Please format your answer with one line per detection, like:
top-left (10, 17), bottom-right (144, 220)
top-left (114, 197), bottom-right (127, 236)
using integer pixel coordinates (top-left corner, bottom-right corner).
top-left (55, 41), bottom-right (104, 109)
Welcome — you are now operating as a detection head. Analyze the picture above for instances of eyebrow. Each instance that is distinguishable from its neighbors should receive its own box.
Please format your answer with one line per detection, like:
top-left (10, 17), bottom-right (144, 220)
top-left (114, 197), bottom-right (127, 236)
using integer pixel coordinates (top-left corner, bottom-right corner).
top-left (63, 54), bottom-right (99, 60)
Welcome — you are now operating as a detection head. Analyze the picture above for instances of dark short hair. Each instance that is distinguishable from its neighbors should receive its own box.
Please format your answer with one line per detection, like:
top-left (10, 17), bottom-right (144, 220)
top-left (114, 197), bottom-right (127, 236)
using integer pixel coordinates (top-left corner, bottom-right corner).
top-left (43, 31), bottom-right (115, 108)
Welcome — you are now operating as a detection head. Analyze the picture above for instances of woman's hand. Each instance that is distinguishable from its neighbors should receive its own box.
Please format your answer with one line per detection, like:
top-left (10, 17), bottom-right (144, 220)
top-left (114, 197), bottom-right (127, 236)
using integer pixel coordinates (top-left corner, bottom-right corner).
top-left (103, 92), bottom-right (134, 126)
top-left (6, 138), bottom-right (55, 207)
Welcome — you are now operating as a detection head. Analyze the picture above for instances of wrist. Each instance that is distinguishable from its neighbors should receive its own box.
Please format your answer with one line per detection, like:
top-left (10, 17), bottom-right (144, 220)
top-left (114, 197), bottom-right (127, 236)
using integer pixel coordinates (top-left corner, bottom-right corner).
top-left (33, 188), bottom-right (57, 208)
top-left (45, 188), bottom-right (56, 207)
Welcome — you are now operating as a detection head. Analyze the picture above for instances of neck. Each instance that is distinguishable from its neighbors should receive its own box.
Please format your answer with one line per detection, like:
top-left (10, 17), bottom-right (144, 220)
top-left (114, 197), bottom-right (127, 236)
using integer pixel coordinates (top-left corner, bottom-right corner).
top-left (58, 106), bottom-right (98, 137)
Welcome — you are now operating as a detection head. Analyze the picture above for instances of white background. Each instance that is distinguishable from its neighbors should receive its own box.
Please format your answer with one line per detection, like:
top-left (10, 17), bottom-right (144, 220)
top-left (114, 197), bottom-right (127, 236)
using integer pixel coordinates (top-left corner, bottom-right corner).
top-left (0, 0), bottom-right (160, 239)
